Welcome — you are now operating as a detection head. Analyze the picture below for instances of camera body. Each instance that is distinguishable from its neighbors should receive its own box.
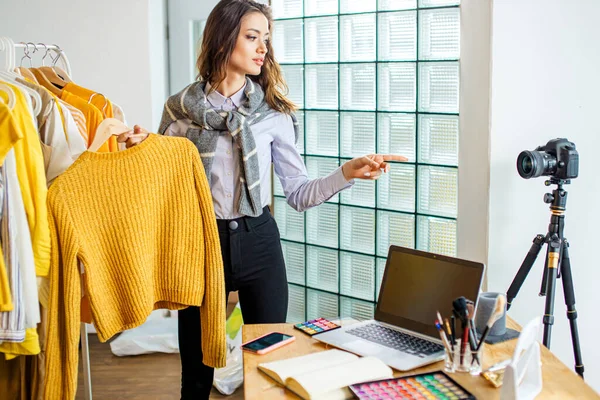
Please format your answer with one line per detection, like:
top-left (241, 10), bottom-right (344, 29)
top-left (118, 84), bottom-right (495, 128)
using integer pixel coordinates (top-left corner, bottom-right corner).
top-left (517, 138), bottom-right (579, 180)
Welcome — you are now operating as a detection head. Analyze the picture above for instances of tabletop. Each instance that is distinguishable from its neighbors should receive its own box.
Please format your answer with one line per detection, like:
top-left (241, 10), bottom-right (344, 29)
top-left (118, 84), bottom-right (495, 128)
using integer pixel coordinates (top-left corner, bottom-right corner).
top-left (242, 317), bottom-right (599, 399)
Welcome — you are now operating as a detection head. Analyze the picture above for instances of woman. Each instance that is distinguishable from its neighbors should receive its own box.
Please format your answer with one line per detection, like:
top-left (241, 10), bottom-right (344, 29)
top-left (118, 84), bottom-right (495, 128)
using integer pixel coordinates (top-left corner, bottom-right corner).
top-left (120, 0), bottom-right (406, 398)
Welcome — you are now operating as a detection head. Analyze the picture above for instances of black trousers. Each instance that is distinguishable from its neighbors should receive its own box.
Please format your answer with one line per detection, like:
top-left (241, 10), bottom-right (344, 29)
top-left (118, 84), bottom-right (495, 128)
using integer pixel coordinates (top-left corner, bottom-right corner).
top-left (178, 207), bottom-right (289, 399)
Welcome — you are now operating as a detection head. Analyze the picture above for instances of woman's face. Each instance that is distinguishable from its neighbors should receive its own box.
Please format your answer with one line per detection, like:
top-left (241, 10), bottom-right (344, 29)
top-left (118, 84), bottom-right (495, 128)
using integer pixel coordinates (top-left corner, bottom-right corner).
top-left (228, 11), bottom-right (270, 77)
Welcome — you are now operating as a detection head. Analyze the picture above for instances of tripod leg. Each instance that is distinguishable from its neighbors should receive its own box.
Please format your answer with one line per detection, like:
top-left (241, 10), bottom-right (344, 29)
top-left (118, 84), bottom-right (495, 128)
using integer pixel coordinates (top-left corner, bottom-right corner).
top-left (507, 234), bottom-right (545, 310)
top-left (539, 244), bottom-right (550, 296)
top-left (542, 234), bottom-right (561, 348)
top-left (560, 239), bottom-right (584, 378)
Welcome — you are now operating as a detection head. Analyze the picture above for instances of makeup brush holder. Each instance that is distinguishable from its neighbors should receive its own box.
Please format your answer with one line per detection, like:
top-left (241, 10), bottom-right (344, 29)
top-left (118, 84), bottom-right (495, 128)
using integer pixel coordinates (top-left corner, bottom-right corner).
top-left (444, 339), bottom-right (483, 375)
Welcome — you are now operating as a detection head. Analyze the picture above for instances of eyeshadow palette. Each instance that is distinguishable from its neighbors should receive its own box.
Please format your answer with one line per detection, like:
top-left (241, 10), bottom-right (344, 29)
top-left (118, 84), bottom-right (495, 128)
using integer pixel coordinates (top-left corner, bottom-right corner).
top-left (294, 317), bottom-right (341, 336)
top-left (349, 371), bottom-right (475, 400)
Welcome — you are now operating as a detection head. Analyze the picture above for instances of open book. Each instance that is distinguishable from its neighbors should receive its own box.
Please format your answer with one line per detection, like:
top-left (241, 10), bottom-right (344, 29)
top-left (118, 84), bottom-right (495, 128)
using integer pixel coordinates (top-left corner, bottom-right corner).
top-left (258, 349), bottom-right (393, 400)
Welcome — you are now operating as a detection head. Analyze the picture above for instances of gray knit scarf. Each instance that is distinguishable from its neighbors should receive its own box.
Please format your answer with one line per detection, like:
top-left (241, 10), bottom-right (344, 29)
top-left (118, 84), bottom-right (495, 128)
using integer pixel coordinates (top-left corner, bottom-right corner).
top-left (158, 77), bottom-right (299, 217)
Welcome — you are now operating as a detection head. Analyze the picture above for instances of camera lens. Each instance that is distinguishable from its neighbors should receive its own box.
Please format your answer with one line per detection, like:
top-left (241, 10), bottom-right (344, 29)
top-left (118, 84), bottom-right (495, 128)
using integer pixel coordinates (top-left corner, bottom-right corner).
top-left (517, 151), bottom-right (545, 179)
top-left (517, 150), bottom-right (557, 179)
top-left (520, 154), bottom-right (534, 175)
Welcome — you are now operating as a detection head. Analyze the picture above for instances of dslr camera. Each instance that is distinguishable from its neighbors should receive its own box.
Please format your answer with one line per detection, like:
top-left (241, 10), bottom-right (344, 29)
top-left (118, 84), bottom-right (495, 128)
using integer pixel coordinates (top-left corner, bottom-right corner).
top-left (517, 138), bottom-right (579, 180)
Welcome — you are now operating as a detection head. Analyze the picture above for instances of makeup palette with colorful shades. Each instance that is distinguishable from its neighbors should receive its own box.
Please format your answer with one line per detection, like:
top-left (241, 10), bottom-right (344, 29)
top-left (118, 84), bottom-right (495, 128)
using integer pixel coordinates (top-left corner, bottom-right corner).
top-left (349, 371), bottom-right (475, 400)
top-left (293, 317), bottom-right (341, 336)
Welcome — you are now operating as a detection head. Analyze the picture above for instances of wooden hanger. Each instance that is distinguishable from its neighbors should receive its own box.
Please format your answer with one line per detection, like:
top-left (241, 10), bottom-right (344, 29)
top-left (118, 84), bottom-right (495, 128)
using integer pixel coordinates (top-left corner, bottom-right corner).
top-left (15, 66), bottom-right (38, 82)
top-left (35, 66), bottom-right (67, 88)
top-left (53, 65), bottom-right (72, 83)
top-left (89, 118), bottom-right (130, 152)
top-left (89, 92), bottom-right (108, 118)
top-left (30, 67), bottom-right (62, 96)
top-left (35, 43), bottom-right (71, 84)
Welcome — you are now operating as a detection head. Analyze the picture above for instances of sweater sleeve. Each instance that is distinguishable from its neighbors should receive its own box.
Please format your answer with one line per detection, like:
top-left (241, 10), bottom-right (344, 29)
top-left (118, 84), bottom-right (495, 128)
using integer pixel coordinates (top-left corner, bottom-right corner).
top-left (190, 143), bottom-right (227, 368)
top-left (43, 190), bottom-right (82, 400)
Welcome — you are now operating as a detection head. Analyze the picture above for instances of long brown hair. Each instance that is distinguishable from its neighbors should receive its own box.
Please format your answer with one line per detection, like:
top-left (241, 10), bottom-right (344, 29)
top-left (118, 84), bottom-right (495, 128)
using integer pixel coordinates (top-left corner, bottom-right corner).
top-left (196, 0), bottom-right (297, 114)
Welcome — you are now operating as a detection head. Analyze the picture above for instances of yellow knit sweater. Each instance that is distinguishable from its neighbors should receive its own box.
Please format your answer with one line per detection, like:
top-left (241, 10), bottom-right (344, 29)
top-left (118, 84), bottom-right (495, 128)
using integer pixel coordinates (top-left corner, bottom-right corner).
top-left (44, 134), bottom-right (226, 400)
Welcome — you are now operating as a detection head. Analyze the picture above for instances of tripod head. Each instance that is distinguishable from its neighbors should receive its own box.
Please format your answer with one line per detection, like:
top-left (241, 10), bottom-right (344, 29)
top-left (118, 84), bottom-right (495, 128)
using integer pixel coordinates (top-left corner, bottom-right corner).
top-left (543, 178), bottom-right (568, 211)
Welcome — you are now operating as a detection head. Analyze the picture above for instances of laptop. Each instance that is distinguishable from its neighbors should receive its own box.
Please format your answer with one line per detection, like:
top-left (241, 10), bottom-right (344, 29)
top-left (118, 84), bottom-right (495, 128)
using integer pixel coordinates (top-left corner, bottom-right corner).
top-left (314, 245), bottom-right (485, 371)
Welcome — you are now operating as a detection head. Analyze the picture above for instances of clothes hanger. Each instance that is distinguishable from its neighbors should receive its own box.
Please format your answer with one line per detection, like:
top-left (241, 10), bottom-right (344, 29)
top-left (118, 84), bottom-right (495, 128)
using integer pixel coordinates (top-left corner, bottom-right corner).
top-left (34, 44), bottom-right (68, 88)
top-left (48, 46), bottom-right (73, 83)
top-left (0, 38), bottom-right (42, 116)
top-left (88, 118), bottom-right (130, 152)
top-left (0, 37), bottom-right (16, 106)
top-left (16, 66), bottom-right (38, 82)
top-left (89, 92), bottom-right (109, 118)
top-left (29, 43), bottom-right (65, 85)
top-left (29, 68), bottom-right (62, 96)
top-left (0, 83), bottom-right (16, 108)
top-left (14, 42), bottom-right (38, 82)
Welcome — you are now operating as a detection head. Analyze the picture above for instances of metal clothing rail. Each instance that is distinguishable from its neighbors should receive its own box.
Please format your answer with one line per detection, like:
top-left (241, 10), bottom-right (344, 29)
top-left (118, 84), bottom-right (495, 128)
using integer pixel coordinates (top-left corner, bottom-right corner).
top-left (13, 41), bottom-right (73, 78)
top-left (3, 39), bottom-right (89, 400)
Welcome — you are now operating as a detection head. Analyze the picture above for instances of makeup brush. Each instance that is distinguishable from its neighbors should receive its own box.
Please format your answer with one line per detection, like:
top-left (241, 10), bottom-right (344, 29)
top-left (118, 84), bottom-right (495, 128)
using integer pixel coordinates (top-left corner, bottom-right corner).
top-left (452, 297), bottom-right (469, 364)
top-left (466, 301), bottom-right (479, 348)
top-left (452, 297), bottom-right (480, 365)
top-left (436, 311), bottom-right (445, 329)
top-left (476, 294), bottom-right (507, 351)
top-left (444, 318), bottom-right (453, 347)
top-left (435, 320), bottom-right (453, 362)
top-left (450, 315), bottom-right (456, 345)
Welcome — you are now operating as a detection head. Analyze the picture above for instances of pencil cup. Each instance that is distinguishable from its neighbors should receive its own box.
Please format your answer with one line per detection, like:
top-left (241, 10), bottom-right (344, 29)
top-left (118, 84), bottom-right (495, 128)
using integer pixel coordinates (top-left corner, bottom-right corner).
top-left (443, 339), bottom-right (483, 375)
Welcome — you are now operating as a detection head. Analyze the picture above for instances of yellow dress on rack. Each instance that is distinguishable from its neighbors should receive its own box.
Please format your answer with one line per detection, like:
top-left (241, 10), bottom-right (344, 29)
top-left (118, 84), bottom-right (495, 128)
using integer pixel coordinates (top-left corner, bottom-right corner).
top-left (0, 100), bottom-right (23, 312)
top-left (0, 94), bottom-right (42, 359)
top-left (0, 84), bottom-right (51, 278)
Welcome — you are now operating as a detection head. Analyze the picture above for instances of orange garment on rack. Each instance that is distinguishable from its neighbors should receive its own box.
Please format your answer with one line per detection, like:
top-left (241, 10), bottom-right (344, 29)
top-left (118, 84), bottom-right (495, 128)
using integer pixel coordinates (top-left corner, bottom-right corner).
top-left (63, 83), bottom-right (118, 152)
top-left (28, 69), bottom-right (102, 151)
top-left (58, 91), bottom-right (106, 152)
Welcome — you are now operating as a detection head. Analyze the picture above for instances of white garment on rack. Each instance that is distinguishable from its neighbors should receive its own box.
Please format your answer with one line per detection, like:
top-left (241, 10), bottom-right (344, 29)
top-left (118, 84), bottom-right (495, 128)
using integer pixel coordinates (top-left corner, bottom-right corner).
top-left (112, 102), bottom-right (127, 125)
top-left (60, 103), bottom-right (87, 160)
top-left (0, 153), bottom-right (25, 341)
top-left (40, 100), bottom-right (77, 185)
top-left (7, 145), bottom-right (39, 328)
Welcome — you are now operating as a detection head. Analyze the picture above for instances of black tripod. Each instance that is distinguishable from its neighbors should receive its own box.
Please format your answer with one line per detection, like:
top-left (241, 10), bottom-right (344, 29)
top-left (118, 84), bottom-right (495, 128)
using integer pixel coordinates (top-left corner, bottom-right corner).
top-left (506, 178), bottom-right (584, 378)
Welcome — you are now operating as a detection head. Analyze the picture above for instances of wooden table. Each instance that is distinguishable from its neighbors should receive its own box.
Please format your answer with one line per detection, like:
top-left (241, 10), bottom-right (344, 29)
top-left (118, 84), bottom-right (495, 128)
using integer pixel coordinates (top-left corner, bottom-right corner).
top-left (243, 318), bottom-right (599, 399)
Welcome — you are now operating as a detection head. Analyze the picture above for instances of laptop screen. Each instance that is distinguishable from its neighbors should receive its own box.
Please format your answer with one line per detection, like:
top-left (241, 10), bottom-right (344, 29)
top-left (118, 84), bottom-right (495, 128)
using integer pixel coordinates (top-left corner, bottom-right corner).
top-left (375, 246), bottom-right (484, 339)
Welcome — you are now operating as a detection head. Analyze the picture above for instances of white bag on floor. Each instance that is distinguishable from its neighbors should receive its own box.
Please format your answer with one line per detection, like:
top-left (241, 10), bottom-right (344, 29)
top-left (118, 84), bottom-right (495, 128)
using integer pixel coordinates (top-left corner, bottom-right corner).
top-left (110, 309), bottom-right (179, 356)
top-left (109, 304), bottom-right (245, 395)
top-left (213, 303), bottom-right (244, 395)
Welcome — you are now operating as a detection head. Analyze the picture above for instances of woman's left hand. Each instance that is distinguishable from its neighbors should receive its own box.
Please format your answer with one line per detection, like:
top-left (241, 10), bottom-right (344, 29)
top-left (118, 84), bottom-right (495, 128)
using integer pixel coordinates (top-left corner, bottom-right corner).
top-left (341, 154), bottom-right (408, 181)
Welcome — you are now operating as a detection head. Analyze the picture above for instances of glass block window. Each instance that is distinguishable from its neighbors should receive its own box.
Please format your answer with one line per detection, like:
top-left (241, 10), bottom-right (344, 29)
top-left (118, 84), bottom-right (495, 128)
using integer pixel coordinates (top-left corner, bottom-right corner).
top-left (273, 0), bottom-right (460, 323)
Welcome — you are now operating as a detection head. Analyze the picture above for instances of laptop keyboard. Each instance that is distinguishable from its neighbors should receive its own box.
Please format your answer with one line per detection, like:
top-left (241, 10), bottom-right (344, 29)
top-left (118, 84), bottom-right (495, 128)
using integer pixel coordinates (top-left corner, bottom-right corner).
top-left (346, 324), bottom-right (444, 358)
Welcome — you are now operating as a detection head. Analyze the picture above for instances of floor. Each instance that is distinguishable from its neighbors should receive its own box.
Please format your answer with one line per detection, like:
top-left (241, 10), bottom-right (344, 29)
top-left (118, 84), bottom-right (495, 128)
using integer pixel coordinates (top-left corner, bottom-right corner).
top-left (76, 298), bottom-right (243, 400)
top-left (75, 335), bottom-right (243, 400)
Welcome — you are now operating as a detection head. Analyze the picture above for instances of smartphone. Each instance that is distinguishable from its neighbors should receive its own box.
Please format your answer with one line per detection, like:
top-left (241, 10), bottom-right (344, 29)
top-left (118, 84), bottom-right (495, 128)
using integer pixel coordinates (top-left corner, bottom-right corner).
top-left (241, 332), bottom-right (296, 355)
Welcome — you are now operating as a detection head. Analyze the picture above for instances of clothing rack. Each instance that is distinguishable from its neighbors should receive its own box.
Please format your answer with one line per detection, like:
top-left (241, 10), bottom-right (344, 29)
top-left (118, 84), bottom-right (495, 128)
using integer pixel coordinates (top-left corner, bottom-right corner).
top-left (2, 39), bottom-right (90, 400)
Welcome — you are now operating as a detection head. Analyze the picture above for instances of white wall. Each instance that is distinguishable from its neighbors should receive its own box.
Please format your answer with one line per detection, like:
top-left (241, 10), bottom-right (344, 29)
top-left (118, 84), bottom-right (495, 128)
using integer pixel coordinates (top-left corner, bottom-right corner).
top-left (488, 0), bottom-right (600, 391)
top-left (148, 0), bottom-right (169, 130)
top-left (0, 0), bottom-right (168, 131)
top-left (457, 0), bottom-right (492, 270)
